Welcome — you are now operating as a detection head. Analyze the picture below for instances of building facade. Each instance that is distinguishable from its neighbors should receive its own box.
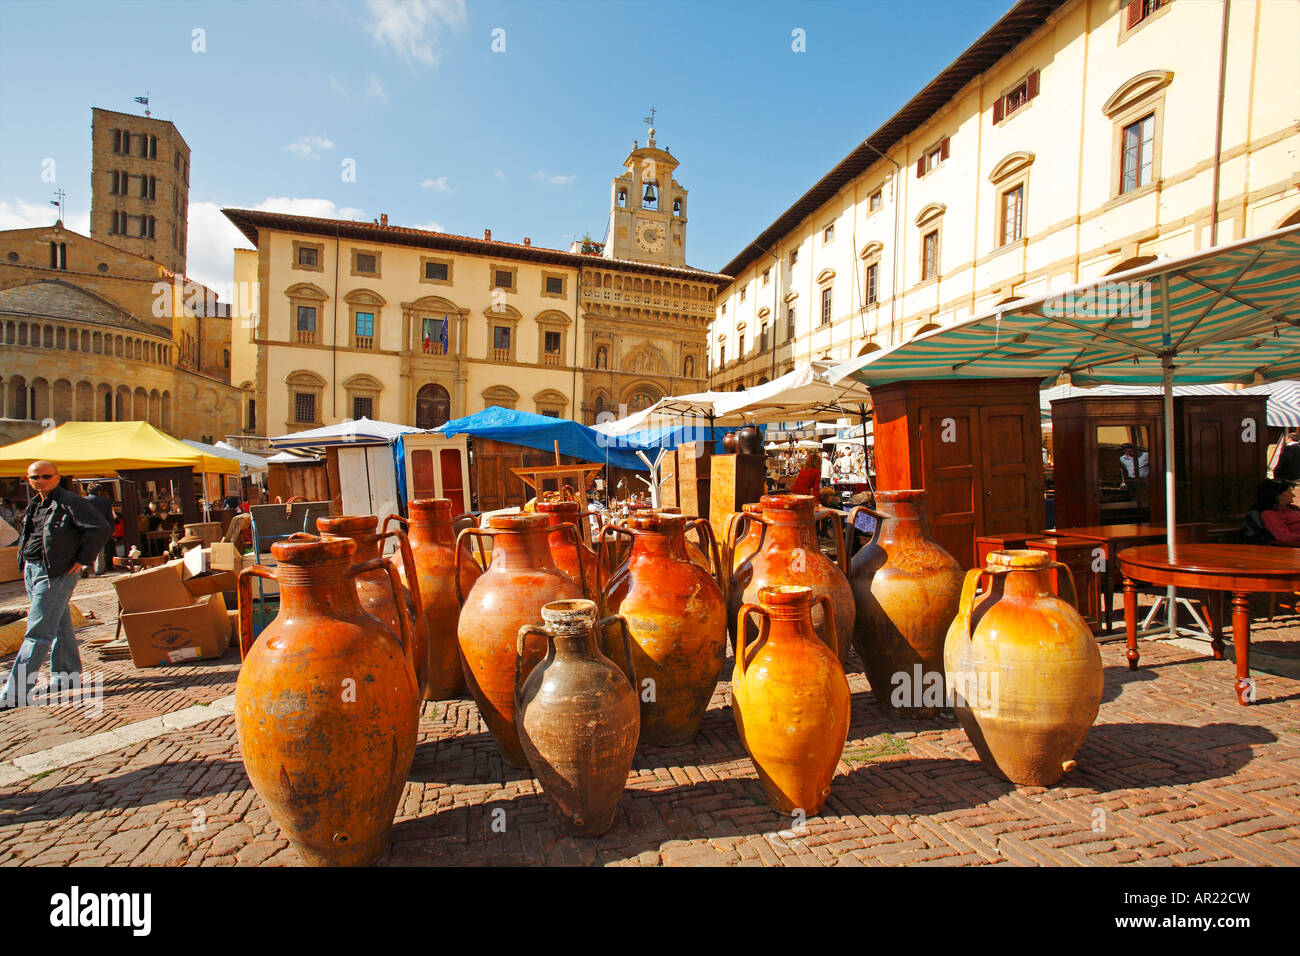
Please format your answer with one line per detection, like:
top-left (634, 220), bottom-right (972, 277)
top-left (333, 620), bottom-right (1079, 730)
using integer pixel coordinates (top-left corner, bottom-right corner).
top-left (225, 137), bottom-right (725, 436)
top-left (709, 0), bottom-right (1300, 389)
top-left (89, 107), bottom-right (191, 276)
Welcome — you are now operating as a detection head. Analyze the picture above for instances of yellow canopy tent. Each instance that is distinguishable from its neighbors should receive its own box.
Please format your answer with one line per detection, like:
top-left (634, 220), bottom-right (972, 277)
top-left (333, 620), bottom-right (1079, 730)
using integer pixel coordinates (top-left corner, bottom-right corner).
top-left (0, 421), bottom-right (238, 477)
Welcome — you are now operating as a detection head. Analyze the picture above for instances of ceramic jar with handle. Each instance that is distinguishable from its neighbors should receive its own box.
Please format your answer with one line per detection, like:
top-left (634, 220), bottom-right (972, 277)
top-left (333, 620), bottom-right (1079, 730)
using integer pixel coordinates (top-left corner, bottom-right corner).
top-left (723, 503), bottom-right (765, 577)
top-left (597, 512), bottom-right (727, 746)
top-left (316, 515), bottom-right (425, 689)
top-left (536, 500), bottom-right (599, 599)
top-left (729, 494), bottom-right (853, 665)
top-left (848, 490), bottom-right (963, 717)
top-left (515, 600), bottom-right (640, 835)
top-left (383, 499), bottom-right (477, 700)
top-left (733, 585), bottom-right (850, 815)
top-left (944, 549), bottom-right (1103, 786)
top-left (234, 533), bottom-right (419, 866)
top-left (456, 514), bottom-right (583, 767)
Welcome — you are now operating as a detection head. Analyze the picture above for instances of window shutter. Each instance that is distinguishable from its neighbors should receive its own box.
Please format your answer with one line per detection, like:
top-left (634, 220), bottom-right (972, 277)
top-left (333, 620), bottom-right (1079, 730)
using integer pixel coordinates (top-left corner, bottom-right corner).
top-left (940, 137), bottom-right (950, 161)
top-left (916, 157), bottom-right (925, 178)
top-left (992, 97), bottom-right (1004, 124)
top-left (1126, 0), bottom-right (1143, 28)
top-left (1027, 69), bottom-right (1040, 99)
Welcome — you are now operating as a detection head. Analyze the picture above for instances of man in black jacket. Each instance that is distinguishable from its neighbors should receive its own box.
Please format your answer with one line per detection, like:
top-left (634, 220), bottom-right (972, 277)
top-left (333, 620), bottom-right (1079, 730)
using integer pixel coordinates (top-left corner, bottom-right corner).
top-left (1275, 431), bottom-right (1300, 483)
top-left (0, 461), bottom-right (112, 709)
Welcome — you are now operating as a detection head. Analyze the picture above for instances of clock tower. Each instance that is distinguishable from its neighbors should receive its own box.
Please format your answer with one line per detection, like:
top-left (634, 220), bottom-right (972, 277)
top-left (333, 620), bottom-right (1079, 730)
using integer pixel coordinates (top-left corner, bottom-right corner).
top-left (603, 128), bottom-right (687, 267)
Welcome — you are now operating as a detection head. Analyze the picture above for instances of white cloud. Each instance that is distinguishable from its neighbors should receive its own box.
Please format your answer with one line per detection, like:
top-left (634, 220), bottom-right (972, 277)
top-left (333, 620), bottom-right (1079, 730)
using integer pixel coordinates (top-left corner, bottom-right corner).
top-left (410, 220), bottom-right (445, 233)
top-left (365, 0), bottom-right (467, 68)
top-left (185, 198), bottom-right (367, 295)
top-left (419, 176), bottom-right (451, 192)
top-left (283, 136), bottom-right (336, 159)
top-left (0, 199), bottom-right (89, 234)
top-left (329, 76), bottom-right (349, 99)
top-left (365, 73), bottom-right (390, 105)
top-left (530, 170), bottom-right (576, 186)
top-left (494, 169), bottom-right (505, 180)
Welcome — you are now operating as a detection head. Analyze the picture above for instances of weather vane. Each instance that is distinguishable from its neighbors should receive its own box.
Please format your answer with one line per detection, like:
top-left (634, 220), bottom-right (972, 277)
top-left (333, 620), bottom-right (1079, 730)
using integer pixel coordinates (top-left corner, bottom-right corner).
top-left (49, 188), bottom-right (66, 222)
top-left (642, 107), bottom-right (656, 127)
top-left (134, 94), bottom-right (150, 117)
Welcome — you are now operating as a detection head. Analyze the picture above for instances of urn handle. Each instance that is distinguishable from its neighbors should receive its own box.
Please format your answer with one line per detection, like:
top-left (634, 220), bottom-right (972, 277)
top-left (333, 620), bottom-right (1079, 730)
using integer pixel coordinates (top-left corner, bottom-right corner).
top-left (555, 521), bottom-right (589, 599)
top-left (349, 556), bottom-right (418, 672)
top-left (814, 593), bottom-right (839, 659)
top-left (514, 623), bottom-right (552, 711)
top-left (236, 565), bottom-right (277, 660)
top-left (1049, 560), bottom-right (1080, 611)
top-left (376, 528), bottom-right (424, 637)
top-left (381, 514), bottom-right (408, 535)
top-left (954, 568), bottom-right (990, 642)
top-left (454, 528), bottom-right (494, 606)
top-left (721, 511), bottom-right (743, 578)
top-left (845, 505), bottom-right (885, 555)
top-left (596, 613), bottom-right (637, 690)
top-left (734, 603), bottom-right (770, 680)
top-left (594, 525), bottom-right (633, 597)
top-left (815, 511), bottom-right (849, 574)
top-left (685, 517), bottom-right (724, 590)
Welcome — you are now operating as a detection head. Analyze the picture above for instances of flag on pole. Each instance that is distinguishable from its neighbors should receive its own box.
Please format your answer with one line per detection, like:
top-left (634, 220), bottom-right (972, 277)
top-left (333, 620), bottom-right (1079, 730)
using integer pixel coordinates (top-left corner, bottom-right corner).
top-left (439, 317), bottom-right (449, 355)
top-left (134, 96), bottom-right (149, 106)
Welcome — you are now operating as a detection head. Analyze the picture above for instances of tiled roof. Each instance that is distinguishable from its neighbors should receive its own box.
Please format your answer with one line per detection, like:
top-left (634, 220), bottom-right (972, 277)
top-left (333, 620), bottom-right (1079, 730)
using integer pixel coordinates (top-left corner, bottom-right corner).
top-left (0, 279), bottom-right (171, 337)
top-left (720, 0), bottom-right (1067, 278)
top-left (221, 208), bottom-right (733, 283)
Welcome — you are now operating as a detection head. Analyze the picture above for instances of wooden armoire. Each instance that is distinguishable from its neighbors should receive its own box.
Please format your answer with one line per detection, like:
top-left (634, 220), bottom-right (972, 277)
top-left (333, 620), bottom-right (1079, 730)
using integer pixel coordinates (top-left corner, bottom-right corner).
top-left (1050, 394), bottom-right (1267, 529)
top-left (870, 377), bottom-right (1046, 569)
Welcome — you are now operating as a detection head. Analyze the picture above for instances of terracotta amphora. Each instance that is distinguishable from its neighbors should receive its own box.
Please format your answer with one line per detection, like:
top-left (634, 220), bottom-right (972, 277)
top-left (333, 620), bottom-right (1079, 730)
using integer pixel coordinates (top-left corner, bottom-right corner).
top-left (733, 586), bottom-right (850, 815)
top-left (456, 514), bottom-right (583, 767)
top-left (515, 600), bottom-right (640, 835)
top-left (944, 549), bottom-right (1103, 786)
top-left (317, 515), bottom-right (425, 689)
top-left (597, 512), bottom-right (727, 746)
top-left (536, 500), bottom-right (599, 599)
top-left (383, 499), bottom-right (478, 700)
top-left (848, 490), bottom-right (963, 717)
top-left (729, 494), bottom-right (853, 665)
top-left (234, 534), bottom-right (419, 866)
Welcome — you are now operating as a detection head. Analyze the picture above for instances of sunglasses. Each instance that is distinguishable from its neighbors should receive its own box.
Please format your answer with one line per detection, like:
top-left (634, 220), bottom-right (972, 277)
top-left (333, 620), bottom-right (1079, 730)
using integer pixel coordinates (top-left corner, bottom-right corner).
top-left (27, 474), bottom-right (55, 481)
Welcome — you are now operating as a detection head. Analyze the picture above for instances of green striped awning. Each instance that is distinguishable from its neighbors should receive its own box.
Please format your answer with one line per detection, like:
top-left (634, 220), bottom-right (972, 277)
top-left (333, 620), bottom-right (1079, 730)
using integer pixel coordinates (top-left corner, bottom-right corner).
top-left (834, 224), bottom-right (1300, 388)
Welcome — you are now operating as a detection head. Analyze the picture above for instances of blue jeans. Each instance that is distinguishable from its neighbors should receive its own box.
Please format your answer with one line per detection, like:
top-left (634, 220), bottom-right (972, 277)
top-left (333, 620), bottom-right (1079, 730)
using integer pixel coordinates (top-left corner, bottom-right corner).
top-left (0, 562), bottom-right (82, 707)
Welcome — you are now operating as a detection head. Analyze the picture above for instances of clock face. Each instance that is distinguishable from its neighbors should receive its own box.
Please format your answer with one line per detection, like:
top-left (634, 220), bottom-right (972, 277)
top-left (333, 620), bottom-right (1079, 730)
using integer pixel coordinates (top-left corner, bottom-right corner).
top-left (634, 219), bottom-right (665, 252)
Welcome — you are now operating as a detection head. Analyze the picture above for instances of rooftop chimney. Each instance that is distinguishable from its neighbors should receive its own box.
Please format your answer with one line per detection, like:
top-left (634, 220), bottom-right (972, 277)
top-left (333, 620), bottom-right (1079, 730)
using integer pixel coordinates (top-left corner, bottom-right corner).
top-left (380, 213), bottom-right (388, 227)
top-left (484, 228), bottom-right (492, 240)
top-left (523, 237), bottom-right (530, 247)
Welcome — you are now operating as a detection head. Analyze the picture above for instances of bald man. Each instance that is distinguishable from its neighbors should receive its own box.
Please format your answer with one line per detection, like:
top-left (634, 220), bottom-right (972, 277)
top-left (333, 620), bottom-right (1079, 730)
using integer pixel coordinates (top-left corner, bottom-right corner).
top-left (0, 461), bottom-right (112, 709)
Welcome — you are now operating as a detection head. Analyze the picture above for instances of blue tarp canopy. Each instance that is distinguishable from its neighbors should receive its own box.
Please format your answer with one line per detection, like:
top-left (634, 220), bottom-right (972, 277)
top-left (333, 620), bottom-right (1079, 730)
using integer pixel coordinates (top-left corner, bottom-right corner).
top-left (437, 406), bottom-right (647, 470)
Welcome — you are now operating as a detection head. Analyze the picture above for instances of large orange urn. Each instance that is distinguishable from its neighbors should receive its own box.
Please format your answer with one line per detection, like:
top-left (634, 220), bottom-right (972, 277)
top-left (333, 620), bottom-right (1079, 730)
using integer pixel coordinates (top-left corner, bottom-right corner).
top-left (536, 500), bottom-right (598, 598)
top-left (598, 512), bottom-right (727, 746)
top-left (316, 514), bottom-right (425, 689)
top-left (234, 534), bottom-right (419, 866)
top-left (456, 514), bottom-right (583, 767)
top-left (732, 586), bottom-right (850, 815)
top-left (848, 490), bottom-right (963, 717)
top-left (944, 550), bottom-right (1103, 786)
top-left (384, 500), bottom-right (477, 700)
top-left (515, 600), bottom-right (640, 835)
top-left (729, 495), bottom-right (853, 664)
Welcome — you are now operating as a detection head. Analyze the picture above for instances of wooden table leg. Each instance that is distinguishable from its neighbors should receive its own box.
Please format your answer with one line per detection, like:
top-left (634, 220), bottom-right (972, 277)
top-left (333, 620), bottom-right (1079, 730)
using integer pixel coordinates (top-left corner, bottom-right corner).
top-left (1232, 592), bottom-right (1252, 705)
top-left (1124, 576), bottom-right (1139, 670)
top-left (1208, 591), bottom-right (1225, 660)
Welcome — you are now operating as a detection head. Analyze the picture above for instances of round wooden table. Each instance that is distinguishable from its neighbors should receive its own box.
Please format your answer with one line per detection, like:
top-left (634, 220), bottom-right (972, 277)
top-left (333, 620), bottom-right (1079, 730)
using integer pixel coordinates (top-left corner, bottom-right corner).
top-left (1118, 543), bottom-right (1300, 705)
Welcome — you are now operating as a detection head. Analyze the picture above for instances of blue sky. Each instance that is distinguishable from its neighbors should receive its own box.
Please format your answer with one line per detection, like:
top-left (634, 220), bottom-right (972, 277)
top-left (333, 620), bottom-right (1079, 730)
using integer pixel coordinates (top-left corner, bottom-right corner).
top-left (0, 0), bottom-right (1012, 292)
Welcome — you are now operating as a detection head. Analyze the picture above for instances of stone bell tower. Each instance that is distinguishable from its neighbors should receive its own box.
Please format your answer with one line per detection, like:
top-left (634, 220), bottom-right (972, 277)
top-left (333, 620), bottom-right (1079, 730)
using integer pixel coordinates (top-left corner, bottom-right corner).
top-left (604, 127), bottom-right (687, 267)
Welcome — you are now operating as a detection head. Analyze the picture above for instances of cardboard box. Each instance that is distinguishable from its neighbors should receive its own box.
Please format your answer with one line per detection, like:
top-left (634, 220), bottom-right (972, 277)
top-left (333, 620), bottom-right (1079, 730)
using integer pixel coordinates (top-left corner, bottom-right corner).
top-left (120, 594), bottom-right (231, 667)
top-left (182, 546), bottom-right (210, 577)
top-left (184, 570), bottom-right (237, 598)
top-left (0, 547), bottom-right (18, 584)
top-left (210, 542), bottom-right (252, 572)
top-left (184, 522), bottom-right (223, 547)
top-left (113, 562), bottom-right (231, 667)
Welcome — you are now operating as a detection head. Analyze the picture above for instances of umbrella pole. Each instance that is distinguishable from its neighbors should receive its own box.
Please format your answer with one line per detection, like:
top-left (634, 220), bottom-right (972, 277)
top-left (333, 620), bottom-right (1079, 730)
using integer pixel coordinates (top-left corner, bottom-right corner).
top-left (1162, 346), bottom-right (1177, 638)
top-left (858, 403), bottom-right (874, 495)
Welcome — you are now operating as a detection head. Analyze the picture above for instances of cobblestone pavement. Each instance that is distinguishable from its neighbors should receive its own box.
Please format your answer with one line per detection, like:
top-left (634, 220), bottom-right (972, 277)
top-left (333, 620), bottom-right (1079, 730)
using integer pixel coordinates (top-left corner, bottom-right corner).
top-left (0, 570), bottom-right (1298, 866)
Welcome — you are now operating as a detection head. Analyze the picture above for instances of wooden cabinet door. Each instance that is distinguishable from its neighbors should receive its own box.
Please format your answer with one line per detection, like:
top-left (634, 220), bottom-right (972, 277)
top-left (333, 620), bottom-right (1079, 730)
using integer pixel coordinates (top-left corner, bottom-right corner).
top-left (979, 404), bottom-right (1042, 537)
top-left (919, 405), bottom-right (980, 568)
